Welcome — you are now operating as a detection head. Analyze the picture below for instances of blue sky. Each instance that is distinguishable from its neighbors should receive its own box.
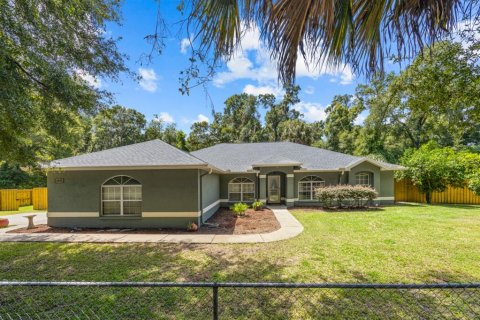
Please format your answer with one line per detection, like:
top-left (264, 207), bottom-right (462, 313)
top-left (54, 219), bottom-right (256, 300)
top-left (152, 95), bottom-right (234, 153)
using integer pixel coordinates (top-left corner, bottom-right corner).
top-left (95, 1), bottom-right (379, 132)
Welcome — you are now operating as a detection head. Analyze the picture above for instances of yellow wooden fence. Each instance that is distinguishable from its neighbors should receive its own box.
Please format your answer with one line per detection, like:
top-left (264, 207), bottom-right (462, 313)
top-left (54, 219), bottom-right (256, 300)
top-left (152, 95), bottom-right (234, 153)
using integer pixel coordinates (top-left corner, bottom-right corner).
top-left (0, 188), bottom-right (48, 211)
top-left (395, 179), bottom-right (480, 204)
top-left (32, 188), bottom-right (48, 210)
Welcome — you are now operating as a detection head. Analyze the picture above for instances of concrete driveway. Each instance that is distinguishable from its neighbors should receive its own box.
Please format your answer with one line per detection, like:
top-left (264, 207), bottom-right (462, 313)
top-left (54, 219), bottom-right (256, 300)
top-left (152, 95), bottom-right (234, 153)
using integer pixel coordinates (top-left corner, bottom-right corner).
top-left (0, 212), bottom-right (47, 233)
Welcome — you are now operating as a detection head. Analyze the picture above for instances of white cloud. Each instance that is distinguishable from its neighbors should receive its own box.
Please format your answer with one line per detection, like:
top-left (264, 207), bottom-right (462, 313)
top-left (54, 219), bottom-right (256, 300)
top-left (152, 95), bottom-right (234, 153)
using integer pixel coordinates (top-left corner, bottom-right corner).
top-left (158, 112), bottom-right (174, 123)
top-left (195, 114), bottom-right (209, 123)
top-left (296, 57), bottom-right (354, 85)
top-left (138, 68), bottom-right (158, 92)
top-left (293, 102), bottom-right (327, 122)
top-left (213, 26), bottom-right (355, 88)
top-left (243, 84), bottom-right (284, 97)
top-left (451, 19), bottom-right (480, 49)
top-left (354, 112), bottom-right (367, 125)
top-left (75, 69), bottom-right (101, 88)
top-left (304, 86), bottom-right (315, 95)
top-left (182, 114), bottom-right (210, 125)
top-left (180, 38), bottom-right (191, 54)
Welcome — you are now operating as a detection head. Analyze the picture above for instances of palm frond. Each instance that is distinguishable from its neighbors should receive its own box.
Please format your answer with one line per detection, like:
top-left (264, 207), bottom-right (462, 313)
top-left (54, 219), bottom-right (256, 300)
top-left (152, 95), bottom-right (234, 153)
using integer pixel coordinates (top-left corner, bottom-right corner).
top-left (188, 0), bottom-right (470, 84)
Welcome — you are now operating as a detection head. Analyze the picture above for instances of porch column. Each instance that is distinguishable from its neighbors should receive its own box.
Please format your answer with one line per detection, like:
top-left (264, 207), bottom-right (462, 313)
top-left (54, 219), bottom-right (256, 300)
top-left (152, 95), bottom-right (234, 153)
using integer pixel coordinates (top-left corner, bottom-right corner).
top-left (259, 175), bottom-right (267, 202)
top-left (286, 174), bottom-right (295, 207)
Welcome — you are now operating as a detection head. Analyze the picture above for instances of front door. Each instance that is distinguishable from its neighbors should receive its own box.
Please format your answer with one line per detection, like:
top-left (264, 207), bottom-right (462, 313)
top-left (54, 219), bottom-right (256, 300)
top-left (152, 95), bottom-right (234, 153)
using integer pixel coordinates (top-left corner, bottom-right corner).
top-left (267, 175), bottom-right (281, 204)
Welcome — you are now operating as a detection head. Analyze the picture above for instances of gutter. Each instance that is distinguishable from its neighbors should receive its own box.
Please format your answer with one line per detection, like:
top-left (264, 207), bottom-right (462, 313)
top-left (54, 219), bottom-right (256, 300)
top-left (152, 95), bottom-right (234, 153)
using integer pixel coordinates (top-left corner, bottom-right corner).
top-left (199, 168), bottom-right (213, 225)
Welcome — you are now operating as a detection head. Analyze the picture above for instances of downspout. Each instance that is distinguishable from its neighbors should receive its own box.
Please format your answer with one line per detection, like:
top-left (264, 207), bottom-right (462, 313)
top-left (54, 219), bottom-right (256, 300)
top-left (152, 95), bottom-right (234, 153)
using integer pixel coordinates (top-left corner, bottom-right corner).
top-left (199, 168), bottom-right (213, 225)
top-left (338, 168), bottom-right (345, 184)
top-left (256, 171), bottom-right (259, 200)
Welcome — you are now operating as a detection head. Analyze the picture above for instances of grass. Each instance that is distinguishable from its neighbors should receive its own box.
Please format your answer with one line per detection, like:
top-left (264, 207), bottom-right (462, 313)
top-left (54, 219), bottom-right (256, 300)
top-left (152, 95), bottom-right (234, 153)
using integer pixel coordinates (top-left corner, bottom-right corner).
top-left (0, 204), bottom-right (479, 318)
top-left (0, 205), bottom-right (41, 216)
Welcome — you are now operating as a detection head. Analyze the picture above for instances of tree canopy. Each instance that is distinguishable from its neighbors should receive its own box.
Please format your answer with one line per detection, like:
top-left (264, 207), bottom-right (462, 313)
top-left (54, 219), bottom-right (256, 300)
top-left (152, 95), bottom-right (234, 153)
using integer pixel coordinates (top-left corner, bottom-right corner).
top-left (0, 0), bottom-right (128, 164)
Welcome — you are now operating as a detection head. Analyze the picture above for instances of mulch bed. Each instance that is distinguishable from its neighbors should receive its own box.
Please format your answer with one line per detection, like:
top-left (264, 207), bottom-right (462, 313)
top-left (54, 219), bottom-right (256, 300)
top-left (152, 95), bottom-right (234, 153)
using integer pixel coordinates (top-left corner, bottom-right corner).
top-left (7, 208), bottom-right (280, 235)
top-left (203, 208), bottom-right (280, 234)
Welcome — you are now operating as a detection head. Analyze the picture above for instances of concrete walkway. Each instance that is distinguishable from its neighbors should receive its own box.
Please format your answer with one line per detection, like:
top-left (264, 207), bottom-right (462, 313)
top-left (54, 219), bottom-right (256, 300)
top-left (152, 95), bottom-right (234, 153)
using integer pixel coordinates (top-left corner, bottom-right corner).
top-left (0, 207), bottom-right (303, 244)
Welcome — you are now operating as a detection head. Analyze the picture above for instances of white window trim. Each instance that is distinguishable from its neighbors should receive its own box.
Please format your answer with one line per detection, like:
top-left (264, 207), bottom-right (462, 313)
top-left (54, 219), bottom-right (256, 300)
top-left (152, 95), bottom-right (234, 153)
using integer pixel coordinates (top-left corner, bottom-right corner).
top-left (101, 179), bottom-right (142, 216)
top-left (228, 178), bottom-right (255, 202)
top-left (298, 176), bottom-right (325, 201)
top-left (355, 172), bottom-right (371, 187)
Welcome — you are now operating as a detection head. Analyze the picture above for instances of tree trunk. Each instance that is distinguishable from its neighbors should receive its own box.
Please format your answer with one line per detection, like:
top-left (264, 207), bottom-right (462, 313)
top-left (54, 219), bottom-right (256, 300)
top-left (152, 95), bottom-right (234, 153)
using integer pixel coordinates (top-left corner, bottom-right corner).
top-left (425, 191), bottom-right (431, 204)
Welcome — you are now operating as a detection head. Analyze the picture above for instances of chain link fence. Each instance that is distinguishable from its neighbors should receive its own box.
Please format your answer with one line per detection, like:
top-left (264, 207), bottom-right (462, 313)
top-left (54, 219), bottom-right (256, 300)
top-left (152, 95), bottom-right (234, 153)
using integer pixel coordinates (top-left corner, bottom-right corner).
top-left (0, 281), bottom-right (479, 319)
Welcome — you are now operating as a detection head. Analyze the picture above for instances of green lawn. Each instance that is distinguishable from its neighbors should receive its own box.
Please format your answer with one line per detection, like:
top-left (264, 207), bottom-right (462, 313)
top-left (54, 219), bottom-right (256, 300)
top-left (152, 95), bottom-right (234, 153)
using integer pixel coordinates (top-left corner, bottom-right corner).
top-left (1, 204), bottom-right (479, 282)
top-left (0, 204), bottom-right (479, 319)
top-left (0, 205), bottom-right (42, 216)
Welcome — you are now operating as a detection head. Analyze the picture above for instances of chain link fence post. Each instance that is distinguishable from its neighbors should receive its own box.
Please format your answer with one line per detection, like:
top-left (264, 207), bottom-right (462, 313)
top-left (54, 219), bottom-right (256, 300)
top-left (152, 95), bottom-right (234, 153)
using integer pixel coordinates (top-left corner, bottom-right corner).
top-left (213, 283), bottom-right (219, 320)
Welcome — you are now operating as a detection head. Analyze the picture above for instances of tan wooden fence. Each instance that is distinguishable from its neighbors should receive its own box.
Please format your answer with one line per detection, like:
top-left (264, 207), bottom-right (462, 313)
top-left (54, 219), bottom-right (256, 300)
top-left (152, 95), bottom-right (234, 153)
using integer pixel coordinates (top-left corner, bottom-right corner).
top-left (395, 179), bottom-right (480, 204)
top-left (0, 188), bottom-right (48, 211)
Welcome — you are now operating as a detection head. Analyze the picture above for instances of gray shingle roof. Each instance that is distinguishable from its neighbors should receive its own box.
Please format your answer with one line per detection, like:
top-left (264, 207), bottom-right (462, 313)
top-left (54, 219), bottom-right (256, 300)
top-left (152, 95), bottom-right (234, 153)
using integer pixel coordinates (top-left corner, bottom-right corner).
top-left (50, 139), bottom-right (207, 168)
top-left (191, 142), bottom-right (402, 172)
top-left (50, 140), bottom-right (402, 171)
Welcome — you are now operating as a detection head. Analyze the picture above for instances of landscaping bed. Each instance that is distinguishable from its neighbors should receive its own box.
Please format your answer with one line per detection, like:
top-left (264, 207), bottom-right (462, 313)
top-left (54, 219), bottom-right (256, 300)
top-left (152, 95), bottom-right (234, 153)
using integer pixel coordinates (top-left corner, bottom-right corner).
top-left (7, 208), bottom-right (280, 235)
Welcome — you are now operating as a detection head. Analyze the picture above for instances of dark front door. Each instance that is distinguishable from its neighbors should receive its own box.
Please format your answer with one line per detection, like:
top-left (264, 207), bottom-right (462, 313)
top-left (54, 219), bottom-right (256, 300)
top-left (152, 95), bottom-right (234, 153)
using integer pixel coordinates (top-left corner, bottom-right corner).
top-left (267, 175), bottom-right (281, 204)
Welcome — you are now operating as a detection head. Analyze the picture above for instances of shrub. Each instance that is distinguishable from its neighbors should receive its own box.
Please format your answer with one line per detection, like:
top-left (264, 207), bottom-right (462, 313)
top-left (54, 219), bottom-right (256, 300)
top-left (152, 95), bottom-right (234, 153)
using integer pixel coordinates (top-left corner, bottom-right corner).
top-left (230, 202), bottom-right (249, 216)
top-left (315, 185), bottom-right (378, 208)
top-left (467, 171), bottom-right (480, 196)
top-left (252, 201), bottom-right (264, 211)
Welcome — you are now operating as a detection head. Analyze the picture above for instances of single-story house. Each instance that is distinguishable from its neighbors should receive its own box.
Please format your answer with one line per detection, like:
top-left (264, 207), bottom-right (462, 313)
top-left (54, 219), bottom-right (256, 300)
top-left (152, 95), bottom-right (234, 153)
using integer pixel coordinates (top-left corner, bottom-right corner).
top-left (47, 140), bottom-right (402, 228)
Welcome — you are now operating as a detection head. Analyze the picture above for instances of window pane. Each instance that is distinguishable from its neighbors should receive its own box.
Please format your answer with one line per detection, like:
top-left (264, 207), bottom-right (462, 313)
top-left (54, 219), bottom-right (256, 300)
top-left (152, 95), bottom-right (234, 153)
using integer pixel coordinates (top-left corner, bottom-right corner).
top-left (123, 186), bottom-right (142, 200)
top-left (229, 184), bottom-right (241, 193)
top-left (123, 201), bottom-right (141, 215)
top-left (298, 183), bottom-right (310, 193)
top-left (229, 193), bottom-right (242, 202)
top-left (242, 183), bottom-right (254, 193)
top-left (312, 182), bottom-right (325, 189)
top-left (102, 187), bottom-right (121, 200)
top-left (356, 173), bottom-right (370, 186)
top-left (243, 193), bottom-right (255, 202)
top-left (299, 192), bottom-right (311, 200)
top-left (103, 201), bottom-right (121, 215)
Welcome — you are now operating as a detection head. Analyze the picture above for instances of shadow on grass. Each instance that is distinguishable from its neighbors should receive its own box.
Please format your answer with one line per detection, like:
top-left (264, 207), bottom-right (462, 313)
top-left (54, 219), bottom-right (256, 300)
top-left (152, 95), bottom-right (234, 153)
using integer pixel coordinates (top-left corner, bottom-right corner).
top-left (0, 243), bottom-right (479, 319)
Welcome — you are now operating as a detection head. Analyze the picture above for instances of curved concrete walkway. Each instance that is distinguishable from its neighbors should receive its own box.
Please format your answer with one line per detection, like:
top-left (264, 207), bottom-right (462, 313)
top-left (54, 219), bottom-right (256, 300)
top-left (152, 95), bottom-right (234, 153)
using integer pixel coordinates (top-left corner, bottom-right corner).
top-left (0, 207), bottom-right (303, 244)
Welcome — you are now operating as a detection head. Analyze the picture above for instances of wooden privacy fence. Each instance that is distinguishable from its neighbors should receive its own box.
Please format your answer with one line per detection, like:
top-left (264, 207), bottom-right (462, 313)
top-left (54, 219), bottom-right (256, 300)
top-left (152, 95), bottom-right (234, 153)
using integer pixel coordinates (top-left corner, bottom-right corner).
top-left (0, 188), bottom-right (48, 211)
top-left (32, 188), bottom-right (48, 210)
top-left (395, 179), bottom-right (480, 204)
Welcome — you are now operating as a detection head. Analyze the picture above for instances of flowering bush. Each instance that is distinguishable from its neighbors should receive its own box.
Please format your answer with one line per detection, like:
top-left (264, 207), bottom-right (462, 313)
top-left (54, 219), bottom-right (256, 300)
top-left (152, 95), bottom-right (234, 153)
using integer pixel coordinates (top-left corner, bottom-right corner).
top-left (315, 185), bottom-right (378, 208)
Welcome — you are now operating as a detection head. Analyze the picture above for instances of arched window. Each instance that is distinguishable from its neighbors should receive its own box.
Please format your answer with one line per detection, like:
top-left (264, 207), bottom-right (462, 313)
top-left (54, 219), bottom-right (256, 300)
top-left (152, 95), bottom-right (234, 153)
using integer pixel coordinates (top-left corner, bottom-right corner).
top-left (228, 177), bottom-right (255, 202)
top-left (355, 172), bottom-right (371, 187)
top-left (298, 176), bottom-right (325, 200)
top-left (102, 176), bottom-right (142, 216)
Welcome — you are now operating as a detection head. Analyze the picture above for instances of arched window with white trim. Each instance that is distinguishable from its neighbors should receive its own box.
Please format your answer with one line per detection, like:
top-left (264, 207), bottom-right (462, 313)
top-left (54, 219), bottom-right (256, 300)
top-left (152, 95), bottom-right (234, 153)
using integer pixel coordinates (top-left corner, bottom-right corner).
top-left (298, 176), bottom-right (325, 200)
top-left (228, 177), bottom-right (255, 202)
top-left (355, 172), bottom-right (371, 187)
top-left (102, 176), bottom-right (142, 216)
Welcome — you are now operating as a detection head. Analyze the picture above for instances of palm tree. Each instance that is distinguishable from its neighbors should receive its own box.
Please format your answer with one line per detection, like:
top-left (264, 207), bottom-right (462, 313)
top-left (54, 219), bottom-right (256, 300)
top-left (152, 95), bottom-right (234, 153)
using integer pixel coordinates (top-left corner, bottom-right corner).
top-left (187, 0), bottom-right (473, 84)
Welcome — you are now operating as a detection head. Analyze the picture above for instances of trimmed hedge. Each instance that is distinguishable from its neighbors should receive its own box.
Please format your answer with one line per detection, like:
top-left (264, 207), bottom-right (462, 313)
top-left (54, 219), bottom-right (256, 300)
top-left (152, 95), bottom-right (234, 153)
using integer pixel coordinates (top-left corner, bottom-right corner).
top-left (315, 185), bottom-right (378, 208)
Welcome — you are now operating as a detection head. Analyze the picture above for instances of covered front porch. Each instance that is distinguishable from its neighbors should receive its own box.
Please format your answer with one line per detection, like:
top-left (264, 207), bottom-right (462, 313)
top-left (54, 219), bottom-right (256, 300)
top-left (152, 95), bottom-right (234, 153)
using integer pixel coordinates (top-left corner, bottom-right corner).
top-left (257, 167), bottom-right (296, 207)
